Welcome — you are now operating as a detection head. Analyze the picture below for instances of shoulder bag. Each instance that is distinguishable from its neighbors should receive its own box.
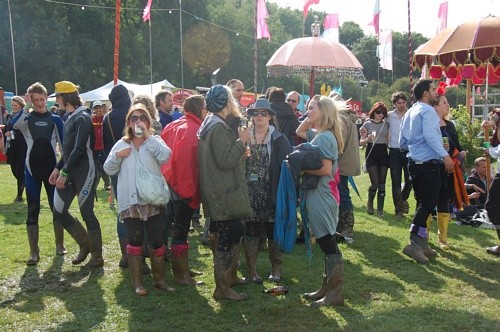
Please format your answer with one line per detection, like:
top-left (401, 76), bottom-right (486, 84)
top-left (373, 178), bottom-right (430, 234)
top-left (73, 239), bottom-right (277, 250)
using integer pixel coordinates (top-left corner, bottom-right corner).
top-left (134, 149), bottom-right (170, 206)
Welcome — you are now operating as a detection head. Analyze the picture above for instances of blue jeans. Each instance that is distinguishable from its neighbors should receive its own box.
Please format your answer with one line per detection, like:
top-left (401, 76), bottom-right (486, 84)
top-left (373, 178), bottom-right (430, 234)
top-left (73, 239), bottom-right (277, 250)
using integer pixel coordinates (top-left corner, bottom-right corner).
top-left (338, 175), bottom-right (353, 211)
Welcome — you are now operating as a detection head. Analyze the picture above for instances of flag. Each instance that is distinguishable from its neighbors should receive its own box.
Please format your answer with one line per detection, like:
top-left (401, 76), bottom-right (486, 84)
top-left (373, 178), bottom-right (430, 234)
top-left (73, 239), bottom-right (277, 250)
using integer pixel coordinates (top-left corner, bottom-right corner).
top-left (257, 0), bottom-right (271, 40)
top-left (368, 0), bottom-right (380, 38)
top-left (437, 1), bottom-right (448, 33)
top-left (142, 0), bottom-right (152, 22)
top-left (303, 0), bottom-right (320, 18)
top-left (322, 13), bottom-right (339, 42)
top-left (377, 30), bottom-right (392, 71)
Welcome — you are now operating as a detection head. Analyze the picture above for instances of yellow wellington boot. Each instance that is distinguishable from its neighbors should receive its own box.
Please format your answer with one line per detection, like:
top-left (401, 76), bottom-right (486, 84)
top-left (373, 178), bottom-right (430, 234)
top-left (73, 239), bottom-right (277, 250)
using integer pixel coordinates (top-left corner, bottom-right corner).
top-left (426, 215), bottom-right (432, 238)
top-left (437, 213), bottom-right (451, 250)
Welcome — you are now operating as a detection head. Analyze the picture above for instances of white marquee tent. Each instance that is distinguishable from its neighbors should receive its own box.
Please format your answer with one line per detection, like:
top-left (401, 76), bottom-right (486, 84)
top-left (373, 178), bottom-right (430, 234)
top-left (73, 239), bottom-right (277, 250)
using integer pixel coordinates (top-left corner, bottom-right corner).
top-left (78, 79), bottom-right (175, 102)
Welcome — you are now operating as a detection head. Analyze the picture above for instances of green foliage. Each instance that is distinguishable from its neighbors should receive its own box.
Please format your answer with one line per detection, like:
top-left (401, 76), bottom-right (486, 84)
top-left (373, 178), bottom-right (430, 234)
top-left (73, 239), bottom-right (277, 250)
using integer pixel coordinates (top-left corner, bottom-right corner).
top-left (451, 104), bottom-right (484, 167)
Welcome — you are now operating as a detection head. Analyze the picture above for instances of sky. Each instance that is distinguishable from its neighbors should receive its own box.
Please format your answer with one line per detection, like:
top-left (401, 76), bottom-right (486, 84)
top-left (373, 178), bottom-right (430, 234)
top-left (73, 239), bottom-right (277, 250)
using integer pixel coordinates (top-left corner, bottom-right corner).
top-left (270, 0), bottom-right (500, 38)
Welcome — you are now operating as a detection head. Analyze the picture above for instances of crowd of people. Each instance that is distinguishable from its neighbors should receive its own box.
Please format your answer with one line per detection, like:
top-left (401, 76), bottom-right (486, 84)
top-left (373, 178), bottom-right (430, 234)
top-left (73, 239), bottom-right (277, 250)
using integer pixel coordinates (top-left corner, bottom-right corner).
top-left (0, 77), bottom-right (498, 305)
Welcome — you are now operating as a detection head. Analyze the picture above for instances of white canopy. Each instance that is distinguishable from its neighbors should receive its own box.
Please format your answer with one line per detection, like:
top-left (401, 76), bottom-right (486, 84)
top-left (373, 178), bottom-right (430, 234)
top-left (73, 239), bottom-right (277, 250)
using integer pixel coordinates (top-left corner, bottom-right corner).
top-left (79, 79), bottom-right (175, 102)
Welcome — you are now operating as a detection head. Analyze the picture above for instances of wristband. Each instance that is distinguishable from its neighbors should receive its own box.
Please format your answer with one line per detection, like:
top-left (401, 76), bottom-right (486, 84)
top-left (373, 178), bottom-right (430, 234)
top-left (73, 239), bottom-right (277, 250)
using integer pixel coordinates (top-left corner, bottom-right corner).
top-left (60, 170), bottom-right (68, 177)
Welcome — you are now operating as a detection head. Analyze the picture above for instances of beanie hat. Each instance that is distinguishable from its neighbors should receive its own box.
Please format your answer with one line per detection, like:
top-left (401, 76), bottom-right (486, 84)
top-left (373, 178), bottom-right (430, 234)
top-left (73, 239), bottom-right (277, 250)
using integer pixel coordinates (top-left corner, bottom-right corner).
top-left (205, 84), bottom-right (228, 113)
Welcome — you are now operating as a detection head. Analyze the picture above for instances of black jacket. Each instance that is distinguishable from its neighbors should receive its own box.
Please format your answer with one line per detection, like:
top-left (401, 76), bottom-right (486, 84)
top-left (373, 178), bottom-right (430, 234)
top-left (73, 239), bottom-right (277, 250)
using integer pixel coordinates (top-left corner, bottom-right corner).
top-left (270, 101), bottom-right (299, 142)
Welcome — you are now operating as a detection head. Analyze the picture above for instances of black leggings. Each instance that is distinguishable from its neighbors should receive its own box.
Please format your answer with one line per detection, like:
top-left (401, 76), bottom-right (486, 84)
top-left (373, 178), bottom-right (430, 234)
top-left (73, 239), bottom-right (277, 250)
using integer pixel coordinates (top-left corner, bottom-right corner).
top-left (210, 219), bottom-right (244, 252)
top-left (245, 222), bottom-right (274, 240)
top-left (171, 200), bottom-right (194, 243)
top-left (317, 233), bottom-right (341, 255)
top-left (10, 163), bottom-right (25, 197)
top-left (124, 212), bottom-right (164, 250)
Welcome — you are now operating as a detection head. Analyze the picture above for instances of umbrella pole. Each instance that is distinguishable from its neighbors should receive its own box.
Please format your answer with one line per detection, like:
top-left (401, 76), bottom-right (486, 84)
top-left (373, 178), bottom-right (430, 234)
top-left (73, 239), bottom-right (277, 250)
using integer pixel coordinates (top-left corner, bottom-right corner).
top-left (484, 63), bottom-right (492, 191)
top-left (466, 80), bottom-right (472, 118)
top-left (309, 68), bottom-right (315, 99)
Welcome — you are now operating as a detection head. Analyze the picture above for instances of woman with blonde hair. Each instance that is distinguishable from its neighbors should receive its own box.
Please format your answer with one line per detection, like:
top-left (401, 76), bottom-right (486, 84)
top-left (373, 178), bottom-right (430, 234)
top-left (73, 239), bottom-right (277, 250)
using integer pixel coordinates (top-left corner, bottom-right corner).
top-left (133, 95), bottom-right (162, 135)
top-left (296, 95), bottom-right (345, 307)
top-left (104, 103), bottom-right (173, 296)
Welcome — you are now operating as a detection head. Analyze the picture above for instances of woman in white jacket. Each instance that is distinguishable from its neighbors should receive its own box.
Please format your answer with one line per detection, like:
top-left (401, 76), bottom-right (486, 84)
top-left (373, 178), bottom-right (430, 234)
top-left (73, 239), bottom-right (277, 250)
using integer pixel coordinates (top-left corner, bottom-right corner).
top-left (104, 103), bottom-right (173, 296)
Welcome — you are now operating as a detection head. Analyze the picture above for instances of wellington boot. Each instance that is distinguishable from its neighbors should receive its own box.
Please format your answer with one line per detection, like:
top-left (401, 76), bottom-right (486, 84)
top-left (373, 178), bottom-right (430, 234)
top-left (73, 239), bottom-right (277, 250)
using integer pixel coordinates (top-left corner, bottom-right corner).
top-left (53, 219), bottom-right (67, 255)
top-left (150, 250), bottom-right (175, 292)
top-left (128, 254), bottom-right (148, 296)
top-left (243, 237), bottom-right (262, 284)
top-left (486, 245), bottom-right (500, 256)
top-left (268, 240), bottom-right (282, 282)
top-left (230, 243), bottom-right (246, 286)
top-left (367, 188), bottom-right (376, 215)
top-left (340, 209), bottom-right (355, 240)
top-left (84, 230), bottom-right (104, 268)
top-left (209, 232), bottom-right (219, 258)
top-left (200, 218), bottom-right (210, 246)
top-left (213, 250), bottom-right (248, 301)
top-left (118, 237), bottom-right (129, 268)
top-left (171, 248), bottom-right (204, 286)
top-left (311, 254), bottom-right (344, 307)
top-left (376, 189), bottom-right (385, 218)
top-left (66, 220), bottom-right (90, 265)
top-left (426, 215), bottom-right (432, 238)
top-left (403, 233), bottom-right (429, 264)
top-left (26, 225), bottom-right (40, 266)
top-left (304, 277), bottom-right (327, 300)
top-left (437, 213), bottom-right (451, 250)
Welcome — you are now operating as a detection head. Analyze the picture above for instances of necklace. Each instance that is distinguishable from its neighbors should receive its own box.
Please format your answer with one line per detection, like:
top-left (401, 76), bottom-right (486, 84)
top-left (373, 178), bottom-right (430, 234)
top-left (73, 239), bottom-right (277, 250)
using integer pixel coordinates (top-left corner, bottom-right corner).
top-left (251, 126), bottom-right (270, 164)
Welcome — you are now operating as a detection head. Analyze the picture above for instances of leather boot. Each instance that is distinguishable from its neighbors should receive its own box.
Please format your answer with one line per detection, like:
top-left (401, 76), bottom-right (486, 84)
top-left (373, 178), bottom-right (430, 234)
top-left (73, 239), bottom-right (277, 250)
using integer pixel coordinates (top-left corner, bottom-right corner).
top-left (53, 219), bottom-right (67, 255)
top-left (230, 242), bottom-right (246, 286)
top-left (213, 250), bottom-right (248, 301)
top-left (84, 230), bottom-right (104, 268)
top-left (268, 240), bottom-right (282, 282)
top-left (26, 225), bottom-right (40, 266)
top-left (171, 244), bottom-right (204, 286)
top-left (65, 220), bottom-right (90, 265)
top-left (311, 254), bottom-right (344, 307)
top-left (403, 233), bottom-right (430, 264)
top-left (118, 237), bottom-right (129, 268)
top-left (243, 237), bottom-right (262, 284)
top-left (377, 187), bottom-right (385, 218)
top-left (127, 252), bottom-right (148, 296)
top-left (437, 212), bottom-right (451, 250)
top-left (367, 188), bottom-right (376, 215)
top-left (150, 247), bottom-right (175, 292)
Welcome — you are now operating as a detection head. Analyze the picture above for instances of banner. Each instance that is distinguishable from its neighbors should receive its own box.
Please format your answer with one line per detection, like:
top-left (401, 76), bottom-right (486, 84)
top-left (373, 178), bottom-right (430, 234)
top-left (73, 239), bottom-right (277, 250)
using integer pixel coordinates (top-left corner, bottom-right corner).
top-left (303, 0), bottom-right (320, 18)
top-left (437, 1), bottom-right (448, 33)
top-left (322, 13), bottom-right (339, 43)
top-left (377, 30), bottom-right (393, 71)
top-left (257, 0), bottom-right (271, 40)
top-left (368, 0), bottom-right (380, 38)
top-left (143, 0), bottom-right (152, 22)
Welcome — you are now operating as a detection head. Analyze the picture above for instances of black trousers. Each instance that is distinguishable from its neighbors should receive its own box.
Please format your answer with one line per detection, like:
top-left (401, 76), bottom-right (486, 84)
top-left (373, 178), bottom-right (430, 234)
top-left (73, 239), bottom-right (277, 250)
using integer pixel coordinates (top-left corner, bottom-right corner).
top-left (409, 161), bottom-right (444, 232)
top-left (171, 200), bottom-right (194, 243)
top-left (485, 172), bottom-right (500, 237)
top-left (389, 148), bottom-right (411, 209)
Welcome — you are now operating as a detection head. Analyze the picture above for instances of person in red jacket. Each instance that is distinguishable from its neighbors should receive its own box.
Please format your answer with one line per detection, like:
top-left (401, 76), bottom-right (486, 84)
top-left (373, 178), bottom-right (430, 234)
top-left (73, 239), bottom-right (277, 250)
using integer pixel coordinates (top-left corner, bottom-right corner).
top-left (161, 95), bottom-right (207, 286)
top-left (91, 101), bottom-right (110, 191)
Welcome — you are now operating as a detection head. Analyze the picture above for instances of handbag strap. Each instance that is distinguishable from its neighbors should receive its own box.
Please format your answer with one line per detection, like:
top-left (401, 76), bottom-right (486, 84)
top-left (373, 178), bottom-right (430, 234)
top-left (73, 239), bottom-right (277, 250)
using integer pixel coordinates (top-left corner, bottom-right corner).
top-left (106, 114), bottom-right (116, 144)
top-left (364, 121), bottom-right (386, 162)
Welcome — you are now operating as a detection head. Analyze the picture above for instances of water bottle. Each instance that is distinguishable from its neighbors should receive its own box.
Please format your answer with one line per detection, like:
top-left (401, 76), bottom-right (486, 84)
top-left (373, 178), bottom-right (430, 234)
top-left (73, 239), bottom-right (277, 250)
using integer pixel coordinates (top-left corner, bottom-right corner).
top-left (6, 136), bottom-right (10, 148)
top-left (10, 131), bottom-right (14, 140)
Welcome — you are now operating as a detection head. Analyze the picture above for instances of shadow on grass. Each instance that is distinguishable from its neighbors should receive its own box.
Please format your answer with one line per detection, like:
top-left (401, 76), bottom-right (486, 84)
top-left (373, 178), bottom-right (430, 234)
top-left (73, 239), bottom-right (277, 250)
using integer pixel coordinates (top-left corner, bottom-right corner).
top-left (0, 202), bottom-right (28, 226)
top-left (0, 256), bottom-right (107, 330)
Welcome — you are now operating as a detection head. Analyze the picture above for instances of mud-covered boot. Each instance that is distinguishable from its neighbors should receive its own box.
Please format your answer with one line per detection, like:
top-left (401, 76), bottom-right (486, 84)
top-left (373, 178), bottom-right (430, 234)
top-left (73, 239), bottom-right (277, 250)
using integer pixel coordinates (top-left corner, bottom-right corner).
top-left (53, 219), bottom-right (67, 255)
top-left (403, 233), bottom-right (430, 264)
top-left (127, 245), bottom-right (147, 296)
top-left (267, 240), bottom-right (283, 282)
top-left (65, 220), bottom-right (90, 265)
top-left (118, 237), bottom-right (129, 268)
top-left (84, 229), bottom-right (104, 268)
top-left (243, 237), bottom-right (262, 284)
top-left (171, 243), bottom-right (204, 286)
top-left (213, 250), bottom-right (248, 301)
top-left (304, 256), bottom-right (327, 300)
top-left (311, 254), bottom-right (344, 307)
top-left (26, 225), bottom-right (40, 266)
top-left (230, 242), bottom-right (246, 286)
top-left (150, 246), bottom-right (175, 292)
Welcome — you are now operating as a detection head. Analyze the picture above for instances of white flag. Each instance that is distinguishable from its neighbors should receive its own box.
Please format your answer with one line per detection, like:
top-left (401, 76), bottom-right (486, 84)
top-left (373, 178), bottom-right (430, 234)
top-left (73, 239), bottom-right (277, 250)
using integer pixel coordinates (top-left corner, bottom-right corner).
top-left (377, 30), bottom-right (393, 71)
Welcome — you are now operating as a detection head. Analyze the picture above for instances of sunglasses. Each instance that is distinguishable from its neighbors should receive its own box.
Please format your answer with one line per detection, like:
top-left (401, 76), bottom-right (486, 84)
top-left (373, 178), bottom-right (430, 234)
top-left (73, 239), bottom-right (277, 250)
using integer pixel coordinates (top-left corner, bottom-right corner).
top-left (374, 110), bottom-right (385, 114)
top-left (130, 114), bottom-right (149, 123)
top-left (286, 98), bottom-right (298, 103)
top-left (253, 111), bottom-right (269, 117)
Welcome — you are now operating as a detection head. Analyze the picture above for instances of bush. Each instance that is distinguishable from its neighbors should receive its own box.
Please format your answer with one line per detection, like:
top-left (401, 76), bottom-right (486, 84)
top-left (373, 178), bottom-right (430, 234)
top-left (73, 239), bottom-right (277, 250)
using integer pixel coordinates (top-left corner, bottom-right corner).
top-left (451, 104), bottom-right (483, 169)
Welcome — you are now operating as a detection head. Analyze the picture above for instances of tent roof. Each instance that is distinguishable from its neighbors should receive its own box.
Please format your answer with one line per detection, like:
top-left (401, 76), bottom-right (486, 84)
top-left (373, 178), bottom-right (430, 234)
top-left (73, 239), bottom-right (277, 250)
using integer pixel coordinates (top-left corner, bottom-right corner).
top-left (78, 79), bottom-right (175, 102)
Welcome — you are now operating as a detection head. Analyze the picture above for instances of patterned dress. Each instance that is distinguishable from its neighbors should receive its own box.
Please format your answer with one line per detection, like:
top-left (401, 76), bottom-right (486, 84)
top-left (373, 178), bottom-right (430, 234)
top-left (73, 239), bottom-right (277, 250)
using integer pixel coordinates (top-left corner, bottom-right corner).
top-left (244, 142), bottom-right (273, 223)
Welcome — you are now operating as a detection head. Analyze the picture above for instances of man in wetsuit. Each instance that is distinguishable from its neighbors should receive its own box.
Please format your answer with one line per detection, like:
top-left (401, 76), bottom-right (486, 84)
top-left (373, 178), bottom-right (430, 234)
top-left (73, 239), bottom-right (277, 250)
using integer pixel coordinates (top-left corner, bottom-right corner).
top-left (49, 81), bottom-right (104, 268)
top-left (11, 82), bottom-right (67, 265)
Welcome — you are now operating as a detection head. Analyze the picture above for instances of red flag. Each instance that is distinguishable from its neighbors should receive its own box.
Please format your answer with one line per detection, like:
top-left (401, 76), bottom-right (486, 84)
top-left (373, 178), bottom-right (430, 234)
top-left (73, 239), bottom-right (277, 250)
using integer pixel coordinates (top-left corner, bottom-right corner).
top-left (303, 0), bottom-right (320, 18)
top-left (368, 0), bottom-right (380, 38)
top-left (143, 0), bottom-right (152, 22)
top-left (437, 1), bottom-right (448, 33)
top-left (257, 0), bottom-right (270, 40)
top-left (323, 13), bottom-right (339, 29)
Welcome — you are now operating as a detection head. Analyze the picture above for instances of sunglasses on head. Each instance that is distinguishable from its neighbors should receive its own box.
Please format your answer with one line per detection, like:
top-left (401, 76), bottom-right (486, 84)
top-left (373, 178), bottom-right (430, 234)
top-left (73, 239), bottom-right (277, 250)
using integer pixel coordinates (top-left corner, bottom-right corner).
top-left (253, 110), bottom-right (269, 117)
top-left (286, 98), bottom-right (298, 103)
top-left (130, 114), bottom-right (149, 123)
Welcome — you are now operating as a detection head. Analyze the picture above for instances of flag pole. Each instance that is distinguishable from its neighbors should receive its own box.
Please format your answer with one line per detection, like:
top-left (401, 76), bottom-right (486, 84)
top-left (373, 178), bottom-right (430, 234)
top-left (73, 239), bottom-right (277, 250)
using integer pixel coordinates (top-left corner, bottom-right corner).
top-left (113, 0), bottom-right (121, 85)
top-left (148, 20), bottom-right (153, 96)
top-left (254, 0), bottom-right (258, 97)
top-left (179, 0), bottom-right (185, 93)
top-left (407, 0), bottom-right (413, 101)
top-left (7, 0), bottom-right (17, 95)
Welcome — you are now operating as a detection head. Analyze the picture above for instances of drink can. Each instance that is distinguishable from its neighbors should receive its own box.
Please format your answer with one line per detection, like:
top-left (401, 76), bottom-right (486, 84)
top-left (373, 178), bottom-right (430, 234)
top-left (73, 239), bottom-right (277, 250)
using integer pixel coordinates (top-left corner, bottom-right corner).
top-left (134, 124), bottom-right (143, 137)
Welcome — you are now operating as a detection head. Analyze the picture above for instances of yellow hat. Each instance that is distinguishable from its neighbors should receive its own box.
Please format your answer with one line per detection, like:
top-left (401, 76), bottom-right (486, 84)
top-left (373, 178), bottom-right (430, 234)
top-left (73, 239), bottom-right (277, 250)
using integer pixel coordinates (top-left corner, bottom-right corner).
top-left (55, 81), bottom-right (78, 95)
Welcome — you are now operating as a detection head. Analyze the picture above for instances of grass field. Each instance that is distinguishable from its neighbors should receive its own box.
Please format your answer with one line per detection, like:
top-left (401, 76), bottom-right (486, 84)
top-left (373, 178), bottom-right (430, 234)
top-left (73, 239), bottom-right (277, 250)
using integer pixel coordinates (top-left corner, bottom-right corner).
top-left (0, 162), bottom-right (498, 331)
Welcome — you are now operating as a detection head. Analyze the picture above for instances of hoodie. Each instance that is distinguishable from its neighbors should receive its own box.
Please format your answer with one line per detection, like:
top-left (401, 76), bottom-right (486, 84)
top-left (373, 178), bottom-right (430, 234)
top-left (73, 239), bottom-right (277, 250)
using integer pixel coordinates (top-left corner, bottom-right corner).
top-left (270, 101), bottom-right (299, 142)
top-left (103, 84), bottom-right (131, 155)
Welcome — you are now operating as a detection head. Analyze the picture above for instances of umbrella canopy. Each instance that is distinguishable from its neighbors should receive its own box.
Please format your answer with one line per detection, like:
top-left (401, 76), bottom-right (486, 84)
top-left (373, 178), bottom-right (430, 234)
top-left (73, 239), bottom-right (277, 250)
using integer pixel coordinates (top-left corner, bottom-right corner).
top-left (414, 15), bottom-right (500, 69)
top-left (266, 37), bottom-right (364, 80)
